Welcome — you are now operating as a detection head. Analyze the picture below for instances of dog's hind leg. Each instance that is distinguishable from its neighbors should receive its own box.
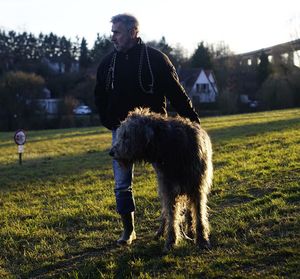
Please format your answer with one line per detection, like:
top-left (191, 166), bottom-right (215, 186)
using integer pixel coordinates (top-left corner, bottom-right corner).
top-left (191, 192), bottom-right (211, 249)
top-left (181, 207), bottom-right (194, 241)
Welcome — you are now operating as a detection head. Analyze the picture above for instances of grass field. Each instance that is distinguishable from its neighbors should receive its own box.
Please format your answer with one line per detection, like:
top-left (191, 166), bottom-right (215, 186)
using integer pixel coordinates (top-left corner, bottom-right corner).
top-left (0, 108), bottom-right (299, 278)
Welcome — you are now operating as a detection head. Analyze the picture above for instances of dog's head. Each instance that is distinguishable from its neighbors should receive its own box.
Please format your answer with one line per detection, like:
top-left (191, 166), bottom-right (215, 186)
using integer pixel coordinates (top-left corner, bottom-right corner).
top-left (109, 110), bottom-right (154, 164)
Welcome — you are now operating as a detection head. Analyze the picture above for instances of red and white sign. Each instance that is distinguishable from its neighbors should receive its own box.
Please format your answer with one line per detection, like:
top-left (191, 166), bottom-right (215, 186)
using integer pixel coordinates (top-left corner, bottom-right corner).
top-left (14, 129), bottom-right (26, 145)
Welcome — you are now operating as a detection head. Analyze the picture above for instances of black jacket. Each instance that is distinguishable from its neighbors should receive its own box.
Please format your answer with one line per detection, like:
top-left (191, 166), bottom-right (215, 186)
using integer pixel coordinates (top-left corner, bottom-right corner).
top-left (94, 40), bottom-right (200, 130)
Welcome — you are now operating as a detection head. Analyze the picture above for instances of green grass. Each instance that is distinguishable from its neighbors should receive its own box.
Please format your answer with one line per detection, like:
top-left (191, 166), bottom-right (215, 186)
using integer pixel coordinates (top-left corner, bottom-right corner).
top-left (0, 108), bottom-right (299, 278)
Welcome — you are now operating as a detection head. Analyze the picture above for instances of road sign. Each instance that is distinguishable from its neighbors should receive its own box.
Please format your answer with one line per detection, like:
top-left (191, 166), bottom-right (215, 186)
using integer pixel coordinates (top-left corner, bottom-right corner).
top-left (14, 129), bottom-right (26, 165)
top-left (14, 129), bottom-right (26, 145)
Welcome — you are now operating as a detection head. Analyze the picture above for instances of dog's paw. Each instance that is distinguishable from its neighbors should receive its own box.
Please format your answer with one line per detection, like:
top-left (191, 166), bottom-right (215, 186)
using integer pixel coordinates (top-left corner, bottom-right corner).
top-left (162, 243), bottom-right (174, 254)
top-left (197, 239), bottom-right (211, 250)
top-left (162, 239), bottom-right (176, 254)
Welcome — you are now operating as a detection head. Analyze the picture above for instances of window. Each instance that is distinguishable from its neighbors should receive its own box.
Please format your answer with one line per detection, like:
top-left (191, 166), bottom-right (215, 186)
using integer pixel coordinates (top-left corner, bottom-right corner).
top-left (196, 83), bottom-right (209, 93)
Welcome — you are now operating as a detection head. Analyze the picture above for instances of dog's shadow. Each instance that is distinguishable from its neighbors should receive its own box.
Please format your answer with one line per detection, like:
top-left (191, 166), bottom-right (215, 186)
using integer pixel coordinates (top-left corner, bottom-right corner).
top-left (113, 232), bottom-right (216, 277)
top-left (27, 230), bottom-right (216, 278)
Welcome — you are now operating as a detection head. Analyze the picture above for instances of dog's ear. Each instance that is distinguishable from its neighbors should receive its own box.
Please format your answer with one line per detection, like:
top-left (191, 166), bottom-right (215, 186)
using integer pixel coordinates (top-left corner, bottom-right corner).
top-left (145, 126), bottom-right (154, 145)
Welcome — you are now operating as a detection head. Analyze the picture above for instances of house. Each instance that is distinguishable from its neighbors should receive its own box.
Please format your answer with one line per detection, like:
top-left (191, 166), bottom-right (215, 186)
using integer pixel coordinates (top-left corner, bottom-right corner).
top-left (42, 58), bottom-right (80, 74)
top-left (36, 98), bottom-right (63, 114)
top-left (32, 87), bottom-right (63, 114)
top-left (178, 68), bottom-right (218, 104)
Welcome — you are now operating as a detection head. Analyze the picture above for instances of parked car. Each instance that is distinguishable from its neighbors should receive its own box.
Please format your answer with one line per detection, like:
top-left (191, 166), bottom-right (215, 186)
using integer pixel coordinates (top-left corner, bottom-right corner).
top-left (73, 105), bottom-right (92, 115)
top-left (249, 100), bottom-right (258, 108)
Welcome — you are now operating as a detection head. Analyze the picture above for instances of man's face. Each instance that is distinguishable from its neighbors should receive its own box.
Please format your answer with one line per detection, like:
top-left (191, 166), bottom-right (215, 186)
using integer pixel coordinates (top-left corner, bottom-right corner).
top-left (111, 22), bottom-right (135, 52)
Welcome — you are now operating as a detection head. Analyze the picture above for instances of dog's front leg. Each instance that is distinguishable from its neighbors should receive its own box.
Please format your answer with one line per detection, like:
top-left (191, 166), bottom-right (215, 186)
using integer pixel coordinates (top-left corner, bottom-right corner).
top-left (154, 167), bottom-right (167, 239)
top-left (155, 212), bottom-right (166, 239)
top-left (163, 195), bottom-right (178, 253)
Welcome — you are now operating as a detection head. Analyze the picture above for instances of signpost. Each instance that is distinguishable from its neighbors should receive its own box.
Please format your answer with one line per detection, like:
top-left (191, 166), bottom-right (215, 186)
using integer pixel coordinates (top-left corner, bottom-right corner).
top-left (14, 129), bottom-right (26, 165)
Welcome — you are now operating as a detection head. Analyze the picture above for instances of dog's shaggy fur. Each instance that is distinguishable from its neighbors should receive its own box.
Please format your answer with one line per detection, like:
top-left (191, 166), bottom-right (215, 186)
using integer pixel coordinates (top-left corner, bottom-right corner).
top-left (110, 108), bottom-right (213, 252)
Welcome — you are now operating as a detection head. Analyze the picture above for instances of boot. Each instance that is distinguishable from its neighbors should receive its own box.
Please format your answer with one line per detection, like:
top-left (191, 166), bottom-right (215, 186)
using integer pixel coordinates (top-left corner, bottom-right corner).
top-left (117, 212), bottom-right (136, 245)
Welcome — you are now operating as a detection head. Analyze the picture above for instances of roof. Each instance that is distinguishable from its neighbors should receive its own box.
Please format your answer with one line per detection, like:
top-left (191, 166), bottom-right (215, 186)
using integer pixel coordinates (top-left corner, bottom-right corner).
top-left (177, 68), bottom-right (213, 91)
top-left (178, 68), bottom-right (201, 90)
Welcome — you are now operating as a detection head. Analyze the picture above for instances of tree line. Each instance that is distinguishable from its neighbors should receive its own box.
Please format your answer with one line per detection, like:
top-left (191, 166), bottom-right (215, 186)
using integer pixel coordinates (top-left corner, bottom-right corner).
top-left (0, 30), bottom-right (299, 131)
top-left (0, 30), bottom-right (113, 73)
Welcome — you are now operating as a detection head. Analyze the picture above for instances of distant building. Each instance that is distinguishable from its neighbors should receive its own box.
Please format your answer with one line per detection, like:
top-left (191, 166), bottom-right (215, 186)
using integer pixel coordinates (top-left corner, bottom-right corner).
top-left (36, 98), bottom-right (63, 114)
top-left (178, 68), bottom-right (218, 104)
top-left (42, 58), bottom-right (79, 74)
top-left (42, 87), bottom-right (51, 99)
top-left (33, 87), bottom-right (61, 114)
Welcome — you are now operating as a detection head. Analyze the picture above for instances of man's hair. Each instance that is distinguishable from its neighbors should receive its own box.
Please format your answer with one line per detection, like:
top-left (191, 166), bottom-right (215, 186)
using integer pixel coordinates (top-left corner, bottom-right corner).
top-left (111, 13), bottom-right (139, 32)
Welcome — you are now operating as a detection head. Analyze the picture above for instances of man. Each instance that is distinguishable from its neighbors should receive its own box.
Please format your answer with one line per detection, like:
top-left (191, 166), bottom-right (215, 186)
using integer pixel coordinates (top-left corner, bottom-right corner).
top-left (94, 13), bottom-right (200, 246)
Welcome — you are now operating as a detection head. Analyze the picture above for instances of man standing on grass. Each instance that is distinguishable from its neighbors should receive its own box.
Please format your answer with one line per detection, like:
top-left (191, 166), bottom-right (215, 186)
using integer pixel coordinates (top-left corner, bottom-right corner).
top-left (94, 13), bottom-right (200, 246)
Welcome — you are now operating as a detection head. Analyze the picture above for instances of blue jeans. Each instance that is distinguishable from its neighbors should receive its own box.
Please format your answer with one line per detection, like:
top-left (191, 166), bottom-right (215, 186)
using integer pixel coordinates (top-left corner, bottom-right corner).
top-left (112, 130), bottom-right (135, 214)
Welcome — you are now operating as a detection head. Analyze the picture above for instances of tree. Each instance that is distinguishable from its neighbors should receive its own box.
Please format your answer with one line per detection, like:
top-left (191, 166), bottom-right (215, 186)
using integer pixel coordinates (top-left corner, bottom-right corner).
top-left (157, 37), bottom-right (173, 57)
top-left (259, 74), bottom-right (295, 110)
top-left (43, 32), bottom-right (59, 60)
top-left (59, 36), bottom-right (73, 73)
top-left (217, 87), bottom-right (239, 114)
top-left (171, 43), bottom-right (189, 67)
top-left (0, 30), bottom-right (10, 73)
top-left (147, 37), bottom-right (187, 67)
top-left (147, 36), bottom-right (173, 55)
top-left (212, 43), bottom-right (236, 92)
top-left (189, 41), bottom-right (213, 69)
top-left (0, 71), bottom-right (45, 130)
top-left (210, 41), bottom-right (233, 59)
top-left (90, 34), bottom-right (113, 64)
top-left (79, 37), bottom-right (91, 69)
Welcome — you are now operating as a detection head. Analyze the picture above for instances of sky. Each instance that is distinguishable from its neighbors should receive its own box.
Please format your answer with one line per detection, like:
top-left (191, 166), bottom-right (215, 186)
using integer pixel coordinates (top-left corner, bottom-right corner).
top-left (0, 0), bottom-right (300, 57)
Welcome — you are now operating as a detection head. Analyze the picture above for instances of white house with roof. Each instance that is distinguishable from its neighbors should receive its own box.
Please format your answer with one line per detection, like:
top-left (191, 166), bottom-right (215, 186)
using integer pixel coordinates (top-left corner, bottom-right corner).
top-left (178, 68), bottom-right (218, 104)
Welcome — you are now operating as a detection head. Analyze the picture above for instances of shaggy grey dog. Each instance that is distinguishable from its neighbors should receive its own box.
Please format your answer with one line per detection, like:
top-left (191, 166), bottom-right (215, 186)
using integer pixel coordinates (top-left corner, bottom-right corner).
top-left (109, 108), bottom-right (213, 252)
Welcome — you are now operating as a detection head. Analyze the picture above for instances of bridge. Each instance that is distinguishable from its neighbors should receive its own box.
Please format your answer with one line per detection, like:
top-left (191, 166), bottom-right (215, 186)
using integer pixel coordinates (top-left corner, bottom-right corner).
top-left (235, 39), bottom-right (300, 66)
